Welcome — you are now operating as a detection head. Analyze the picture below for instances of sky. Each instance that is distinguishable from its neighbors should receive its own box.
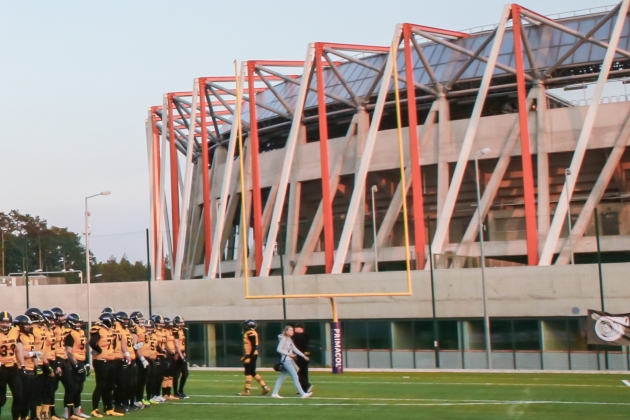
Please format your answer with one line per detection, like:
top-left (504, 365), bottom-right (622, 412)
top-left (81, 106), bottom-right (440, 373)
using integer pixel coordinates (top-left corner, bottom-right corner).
top-left (0, 0), bottom-right (614, 263)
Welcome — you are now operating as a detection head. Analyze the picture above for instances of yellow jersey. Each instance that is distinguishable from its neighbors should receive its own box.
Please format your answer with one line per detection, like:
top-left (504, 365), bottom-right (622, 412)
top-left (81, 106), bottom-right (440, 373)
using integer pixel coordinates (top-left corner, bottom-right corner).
top-left (32, 324), bottom-right (47, 355)
top-left (91, 324), bottom-right (117, 361)
top-left (154, 328), bottom-right (166, 357)
top-left (112, 322), bottom-right (126, 360)
top-left (65, 329), bottom-right (87, 362)
top-left (19, 332), bottom-right (36, 371)
top-left (44, 326), bottom-right (56, 362)
top-left (53, 326), bottom-right (69, 359)
top-left (0, 327), bottom-right (20, 367)
top-left (138, 331), bottom-right (157, 360)
top-left (174, 328), bottom-right (186, 352)
top-left (243, 330), bottom-right (259, 356)
top-left (124, 329), bottom-right (136, 361)
top-left (165, 328), bottom-right (176, 355)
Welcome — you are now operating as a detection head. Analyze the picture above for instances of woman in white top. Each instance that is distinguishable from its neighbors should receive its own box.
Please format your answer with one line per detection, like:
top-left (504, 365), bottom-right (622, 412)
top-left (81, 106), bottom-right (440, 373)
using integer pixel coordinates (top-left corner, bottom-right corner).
top-left (271, 326), bottom-right (313, 399)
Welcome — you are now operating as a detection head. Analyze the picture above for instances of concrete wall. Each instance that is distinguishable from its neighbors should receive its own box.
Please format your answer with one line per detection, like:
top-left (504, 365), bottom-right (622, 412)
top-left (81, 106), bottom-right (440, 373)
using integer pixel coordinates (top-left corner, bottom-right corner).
top-left (1, 263), bottom-right (627, 322)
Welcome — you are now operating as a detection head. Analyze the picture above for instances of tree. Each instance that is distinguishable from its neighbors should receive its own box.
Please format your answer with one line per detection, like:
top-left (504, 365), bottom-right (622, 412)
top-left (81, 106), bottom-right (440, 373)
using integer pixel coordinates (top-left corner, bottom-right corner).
top-left (0, 210), bottom-right (148, 283)
top-left (92, 254), bottom-right (149, 283)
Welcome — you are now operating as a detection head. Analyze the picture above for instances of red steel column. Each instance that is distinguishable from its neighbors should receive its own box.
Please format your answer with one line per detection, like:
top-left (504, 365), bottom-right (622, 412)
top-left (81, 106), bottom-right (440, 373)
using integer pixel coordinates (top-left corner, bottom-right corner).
top-left (512, 5), bottom-right (539, 265)
top-left (246, 63), bottom-right (264, 276)
top-left (315, 44), bottom-right (335, 274)
top-left (403, 26), bottom-right (427, 269)
top-left (168, 95), bottom-right (180, 258)
top-left (199, 79), bottom-right (213, 274)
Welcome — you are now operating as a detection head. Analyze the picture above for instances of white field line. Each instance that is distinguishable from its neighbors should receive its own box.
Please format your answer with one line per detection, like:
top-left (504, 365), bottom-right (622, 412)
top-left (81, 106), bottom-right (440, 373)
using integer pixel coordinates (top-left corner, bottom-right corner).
top-left (161, 400), bottom-right (630, 407)
top-left (190, 367), bottom-right (630, 375)
top-left (190, 394), bottom-right (630, 404)
top-left (622, 380), bottom-right (630, 386)
top-left (187, 378), bottom-right (625, 387)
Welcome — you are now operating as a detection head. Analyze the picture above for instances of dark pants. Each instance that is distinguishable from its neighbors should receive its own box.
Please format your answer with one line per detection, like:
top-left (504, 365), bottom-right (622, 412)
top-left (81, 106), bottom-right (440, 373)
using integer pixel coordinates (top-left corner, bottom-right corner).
top-left (20, 370), bottom-right (36, 419)
top-left (113, 360), bottom-right (128, 407)
top-left (0, 365), bottom-right (23, 420)
top-left (70, 361), bottom-right (86, 408)
top-left (244, 354), bottom-right (258, 376)
top-left (92, 360), bottom-right (116, 412)
top-left (154, 357), bottom-right (167, 398)
top-left (59, 359), bottom-right (76, 408)
top-left (135, 359), bottom-right (151, 402)
top-left (173, 356), bottom-right (189, 394)
top-left (145, 359), bottom-right (157, 401)
top-left (128, 362), bottom-right (138, 405)
top-left (42, 361), bottom-right (57, 406)
top-left (33, 371), bottom-right (45, 418)
top-left (295, 357), bottom-right (311, 392)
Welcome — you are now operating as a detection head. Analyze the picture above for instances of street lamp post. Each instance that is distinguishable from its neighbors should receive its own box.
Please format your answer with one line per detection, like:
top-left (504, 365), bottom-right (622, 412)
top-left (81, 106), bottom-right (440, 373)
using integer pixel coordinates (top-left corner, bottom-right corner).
top-left (474, 148), bottom-right (492, 370)
top-left (85, 191), bottom-right (111, 333)
top-left (564, 169), bottom-right (575, 264)
top-left (370, 185), bottom-right (379, 272)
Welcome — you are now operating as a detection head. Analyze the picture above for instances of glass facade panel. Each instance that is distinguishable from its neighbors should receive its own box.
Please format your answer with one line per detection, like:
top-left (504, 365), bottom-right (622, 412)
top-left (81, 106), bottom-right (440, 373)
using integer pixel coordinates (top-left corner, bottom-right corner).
top-left (414, 321), bottom-right (436, 350)
top-left (438, 320), bottom-right (459, 350)
top-left (368, 320), bottom-right (391, 350)
top-left (187, 322), bottom-right (206, 366)
top-left (491, 320), bottom-right (513, 350)
top-left (344, 321), bottom-right (368, 349)
top-left (513, 319), bottom-right (540, 350)
top-left (392, 321), bottom-right (413, 350)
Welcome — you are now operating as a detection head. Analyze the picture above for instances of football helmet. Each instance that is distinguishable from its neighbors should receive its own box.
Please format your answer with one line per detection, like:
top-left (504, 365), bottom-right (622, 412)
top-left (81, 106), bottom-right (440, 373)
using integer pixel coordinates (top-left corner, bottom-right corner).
top-left (42, 310), bottom-right (55, 326)
top-left (66, 313), bottom-right (83, 330)
top-left (98, 312), bottom-right (114, 329)
top-left (130, 311), bottom-right (145, 324)
top-left (14, 314), bottom-right (32, 333)
top-left (25, 308), bottom-right (44, 324)
top-left (0, 311), bottom-right (12, 333)
top-left (244, 319), bottom-right (256, 330)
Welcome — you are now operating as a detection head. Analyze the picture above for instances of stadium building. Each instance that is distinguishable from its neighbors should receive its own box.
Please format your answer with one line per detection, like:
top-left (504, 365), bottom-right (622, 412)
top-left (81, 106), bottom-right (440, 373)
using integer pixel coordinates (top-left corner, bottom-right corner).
top-left (137, 3), bottom-right (630, 370)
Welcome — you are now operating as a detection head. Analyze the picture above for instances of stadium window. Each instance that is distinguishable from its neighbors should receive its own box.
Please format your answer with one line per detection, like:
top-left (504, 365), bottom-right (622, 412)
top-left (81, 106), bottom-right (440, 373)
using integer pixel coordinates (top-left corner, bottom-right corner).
top-left (343, 321), bottom-right (368, 349)
top-left (260, 321), bottom-right (284, 366)
top-left (601, 211), bottom-right (620, 236)
top-left (413, 321), bottom-right (436, 350)
top-left (225, 323), bottom-right (245, 366)
top-left (438, 320), bottom-right (459, 350)
top-left (513, 319), bottom-right (540, 351)
top-left (368, 321), bottom-right (391, 350)
top-left (392, 321), bottom-right (414, 350)
top-left (490, 320), bottom-right (513, 351)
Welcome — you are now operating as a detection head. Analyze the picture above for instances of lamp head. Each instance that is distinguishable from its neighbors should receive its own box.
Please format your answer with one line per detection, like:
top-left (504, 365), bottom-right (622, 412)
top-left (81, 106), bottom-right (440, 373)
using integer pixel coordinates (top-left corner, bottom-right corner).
top-left (371, 185), bottom-right (378, 192)
top-left (479, 148), bottom-right (490, 156)
top-left (565, 168), bottom-right (571, 176)
top-left (101, 191), bottom-right (111, 196)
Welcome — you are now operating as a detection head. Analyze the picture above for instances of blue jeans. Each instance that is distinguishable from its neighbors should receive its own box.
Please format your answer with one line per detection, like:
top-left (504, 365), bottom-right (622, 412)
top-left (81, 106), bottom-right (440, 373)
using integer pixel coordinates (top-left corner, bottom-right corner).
top-left (272, 358), bottom-right (306, 396)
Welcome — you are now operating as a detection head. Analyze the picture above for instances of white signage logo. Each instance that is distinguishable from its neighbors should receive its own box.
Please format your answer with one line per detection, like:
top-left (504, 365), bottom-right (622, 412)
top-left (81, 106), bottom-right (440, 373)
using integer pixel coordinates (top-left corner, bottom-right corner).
top-left (594, 316), bottom-right (629, 342)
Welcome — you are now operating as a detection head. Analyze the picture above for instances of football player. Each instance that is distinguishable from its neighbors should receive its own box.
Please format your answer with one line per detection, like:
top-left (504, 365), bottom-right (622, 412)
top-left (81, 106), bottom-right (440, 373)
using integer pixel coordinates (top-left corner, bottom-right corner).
top-left (0, 311), bottom-right (24, 420)
top-left (25, 308), bottom-right (50, 420)
top-left (51, 307), bottom-right (75, 420)
top-left (112, 312), bottom-right (133, 414)
top-left (130, 311), bottom-right (150, 408)
top-left (15, 314), bottom-right (42, 420)
top-left (123, 316), bottom-right (141, 411)
top-left (65, 313), bottom-right (89, 419)
top-left (238, 320), bottom-right (270, 396)
top-left (162, 318), bottom-right (177, 400)
top-left (150, 315), bottom-right (167, 403)
top-left (89, 312), bottom-right (121, 418)
top-left (138, 319), bottom-right (158, 405)
top-left (41, 310), bottom-right (60, 420)
top-left (172, 315), bottom-right (189, 399)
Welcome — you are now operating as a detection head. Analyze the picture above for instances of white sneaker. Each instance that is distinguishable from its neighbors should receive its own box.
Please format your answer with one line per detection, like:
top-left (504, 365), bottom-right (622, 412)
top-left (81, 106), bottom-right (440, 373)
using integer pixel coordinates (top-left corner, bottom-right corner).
top-left (75, 407), bottom-right (91, 418)
top-left (63, 407), bottom-right (69, 419)
top-left (134, 401), bottom-right (144, 409)
top-left (271, 394), bottom-right (283, 399)
top-left (301, 392), bottom-right (312, 399)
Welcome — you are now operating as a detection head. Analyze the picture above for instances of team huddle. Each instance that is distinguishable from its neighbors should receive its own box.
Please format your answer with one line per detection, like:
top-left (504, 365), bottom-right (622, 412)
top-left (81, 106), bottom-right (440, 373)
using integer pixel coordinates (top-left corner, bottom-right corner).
top-left (0, 307), bottom-right (189, 420)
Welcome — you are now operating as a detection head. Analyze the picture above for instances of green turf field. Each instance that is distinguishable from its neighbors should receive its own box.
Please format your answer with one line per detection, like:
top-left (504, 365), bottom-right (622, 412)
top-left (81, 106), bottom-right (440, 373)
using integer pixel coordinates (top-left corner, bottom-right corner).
top-left (3, 370), bottom-right (630, 419)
